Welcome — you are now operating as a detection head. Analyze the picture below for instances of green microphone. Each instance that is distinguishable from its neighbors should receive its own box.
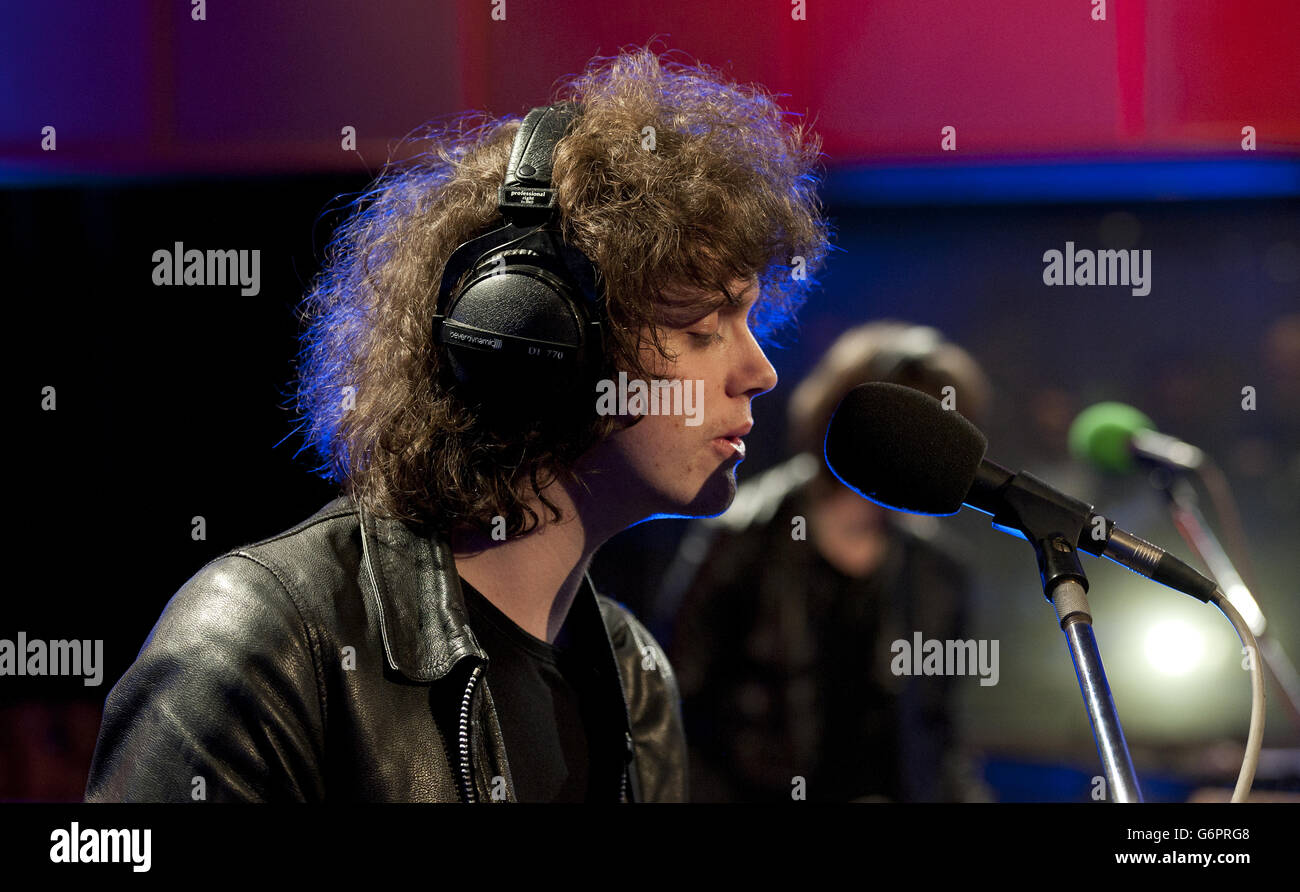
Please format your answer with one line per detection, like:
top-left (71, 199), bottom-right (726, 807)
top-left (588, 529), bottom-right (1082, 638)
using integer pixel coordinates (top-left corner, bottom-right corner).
top-left (1069, 401), bottom-right (1204, 475)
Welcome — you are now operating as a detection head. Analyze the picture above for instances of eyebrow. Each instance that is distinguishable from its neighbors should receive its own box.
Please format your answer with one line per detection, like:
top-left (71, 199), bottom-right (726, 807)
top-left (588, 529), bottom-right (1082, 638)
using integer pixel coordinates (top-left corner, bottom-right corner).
top-left (661, 277), bottom-right (758, 327)
top-left (723, 279), bottom-right (760, 309)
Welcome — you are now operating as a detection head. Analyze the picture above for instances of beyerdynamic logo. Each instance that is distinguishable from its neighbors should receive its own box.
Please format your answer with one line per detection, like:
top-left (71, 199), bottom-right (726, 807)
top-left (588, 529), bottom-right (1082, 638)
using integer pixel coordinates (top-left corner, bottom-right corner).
top-left (151, 242), bottom-right (261, 296)
top-left (445, 328), bottom-right (504, 350)
top-left (595, 372), bottom-right (703, 426)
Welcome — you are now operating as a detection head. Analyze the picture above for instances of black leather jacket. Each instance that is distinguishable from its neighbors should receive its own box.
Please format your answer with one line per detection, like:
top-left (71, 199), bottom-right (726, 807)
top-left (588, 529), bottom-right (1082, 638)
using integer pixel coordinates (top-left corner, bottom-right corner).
top-left (84, 497), bottom-right (687, 802)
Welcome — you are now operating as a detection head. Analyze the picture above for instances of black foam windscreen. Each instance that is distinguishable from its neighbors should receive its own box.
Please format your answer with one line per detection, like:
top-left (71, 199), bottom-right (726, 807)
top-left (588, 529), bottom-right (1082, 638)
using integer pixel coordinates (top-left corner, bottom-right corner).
top-left (823, 382), bottom-right (988, 515)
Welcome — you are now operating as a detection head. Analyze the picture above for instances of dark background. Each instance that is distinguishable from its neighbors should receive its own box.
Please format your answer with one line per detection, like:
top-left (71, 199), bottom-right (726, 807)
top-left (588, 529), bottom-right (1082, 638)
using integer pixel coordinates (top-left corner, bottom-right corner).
top-left (2, 0), bottom-right (1298, 801)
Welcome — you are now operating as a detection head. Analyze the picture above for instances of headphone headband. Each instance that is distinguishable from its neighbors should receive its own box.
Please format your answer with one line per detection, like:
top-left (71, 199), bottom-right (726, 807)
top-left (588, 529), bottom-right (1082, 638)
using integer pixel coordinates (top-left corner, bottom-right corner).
top-left (498, 102), bottom-right (582, 220)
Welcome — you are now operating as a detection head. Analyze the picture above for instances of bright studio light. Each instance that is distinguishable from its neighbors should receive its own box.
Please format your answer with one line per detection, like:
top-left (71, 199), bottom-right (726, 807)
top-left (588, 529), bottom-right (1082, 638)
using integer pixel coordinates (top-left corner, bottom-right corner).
top-left (1144, 620), bottom-right (1206, 676)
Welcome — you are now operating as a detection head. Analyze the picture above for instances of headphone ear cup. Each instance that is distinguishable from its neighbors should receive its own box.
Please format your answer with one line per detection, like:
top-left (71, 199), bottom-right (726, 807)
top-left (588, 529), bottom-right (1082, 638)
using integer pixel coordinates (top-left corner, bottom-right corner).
top-left (441, 259), bottom-right (595, 420)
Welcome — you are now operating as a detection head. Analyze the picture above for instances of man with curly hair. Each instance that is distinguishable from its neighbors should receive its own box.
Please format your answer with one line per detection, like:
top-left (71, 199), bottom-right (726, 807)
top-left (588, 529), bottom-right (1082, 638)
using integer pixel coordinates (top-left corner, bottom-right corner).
top-left (85, 47), bottom-right (829, 802)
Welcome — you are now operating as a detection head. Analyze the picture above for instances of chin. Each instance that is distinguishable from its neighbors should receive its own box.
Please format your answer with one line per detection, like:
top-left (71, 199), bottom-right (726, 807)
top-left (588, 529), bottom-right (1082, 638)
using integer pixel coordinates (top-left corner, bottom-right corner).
top-left (652, 465), bottom-right (738, 522)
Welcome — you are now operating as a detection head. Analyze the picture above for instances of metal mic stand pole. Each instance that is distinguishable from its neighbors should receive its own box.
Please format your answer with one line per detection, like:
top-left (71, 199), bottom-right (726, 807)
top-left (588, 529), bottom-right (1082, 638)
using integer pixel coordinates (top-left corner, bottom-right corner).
top-left (990, 472), bottom-right (1143, 801)
top-left (1049, 575), bottom-right (1143, 802)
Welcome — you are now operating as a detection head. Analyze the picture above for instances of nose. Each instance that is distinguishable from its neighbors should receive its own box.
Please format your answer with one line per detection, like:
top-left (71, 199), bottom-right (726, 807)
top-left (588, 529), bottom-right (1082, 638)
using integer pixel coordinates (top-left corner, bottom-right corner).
top-left (737, 324), bottom-right (779, 399)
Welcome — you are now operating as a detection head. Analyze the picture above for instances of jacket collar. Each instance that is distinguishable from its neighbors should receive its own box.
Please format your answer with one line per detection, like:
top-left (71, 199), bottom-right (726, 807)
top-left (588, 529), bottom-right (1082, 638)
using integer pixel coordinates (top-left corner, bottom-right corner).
top-left (358, 502), bottom-right (481, 682)
top-left (356, 499), bottom-right (621, 692)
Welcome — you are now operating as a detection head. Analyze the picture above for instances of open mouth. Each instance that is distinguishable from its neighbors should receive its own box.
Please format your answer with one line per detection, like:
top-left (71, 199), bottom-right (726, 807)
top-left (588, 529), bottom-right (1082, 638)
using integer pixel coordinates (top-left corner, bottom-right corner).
top-left (713, 436), bottom-right (746, 459)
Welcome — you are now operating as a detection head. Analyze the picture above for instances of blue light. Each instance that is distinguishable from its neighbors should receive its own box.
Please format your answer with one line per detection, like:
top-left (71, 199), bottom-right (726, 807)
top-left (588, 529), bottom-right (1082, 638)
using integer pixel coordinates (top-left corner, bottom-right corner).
top-left (826, 156), bottom-right (1300, 205)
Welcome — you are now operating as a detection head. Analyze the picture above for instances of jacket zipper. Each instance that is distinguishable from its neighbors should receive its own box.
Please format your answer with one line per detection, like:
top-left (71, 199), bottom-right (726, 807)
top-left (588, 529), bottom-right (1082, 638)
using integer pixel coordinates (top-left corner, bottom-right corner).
top-left (459, 663), bottom-right (635, 803)
top-left (620, 731), bottom-right (633, 802)
top-left (457, 663), bottom-right (483, 803)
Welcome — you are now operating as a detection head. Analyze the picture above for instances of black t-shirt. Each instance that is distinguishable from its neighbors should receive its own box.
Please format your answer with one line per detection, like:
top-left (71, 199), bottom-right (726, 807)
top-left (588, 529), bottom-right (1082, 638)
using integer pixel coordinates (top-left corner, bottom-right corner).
top-left (460, 580), bottom-right (625, 802)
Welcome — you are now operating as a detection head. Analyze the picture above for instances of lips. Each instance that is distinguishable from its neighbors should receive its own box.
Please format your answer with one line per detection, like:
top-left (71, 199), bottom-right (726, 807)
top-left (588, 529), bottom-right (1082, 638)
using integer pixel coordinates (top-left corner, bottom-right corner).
top-left (712, 422), bottom-right (752, 459)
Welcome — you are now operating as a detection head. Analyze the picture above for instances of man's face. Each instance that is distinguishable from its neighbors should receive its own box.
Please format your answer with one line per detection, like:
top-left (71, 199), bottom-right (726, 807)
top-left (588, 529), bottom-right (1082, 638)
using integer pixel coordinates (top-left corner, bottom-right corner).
top-left (587, 276), bottom-right (779, 523)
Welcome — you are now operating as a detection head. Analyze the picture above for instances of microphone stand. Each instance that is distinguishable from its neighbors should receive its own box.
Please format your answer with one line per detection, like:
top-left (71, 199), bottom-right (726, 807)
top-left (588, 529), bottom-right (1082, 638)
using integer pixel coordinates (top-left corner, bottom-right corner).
top-left (980, 468), bottom-right (1144, 802)
top-left (1159, 473), bottom-right (1300, 733)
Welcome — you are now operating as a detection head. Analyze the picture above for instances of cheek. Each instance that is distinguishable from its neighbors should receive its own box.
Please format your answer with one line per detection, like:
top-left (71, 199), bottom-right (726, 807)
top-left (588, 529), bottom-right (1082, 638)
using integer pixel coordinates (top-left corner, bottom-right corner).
top-left (632, 412), bottom-right (692, 460)
top-left (610, 411), bottom-right (709, 482)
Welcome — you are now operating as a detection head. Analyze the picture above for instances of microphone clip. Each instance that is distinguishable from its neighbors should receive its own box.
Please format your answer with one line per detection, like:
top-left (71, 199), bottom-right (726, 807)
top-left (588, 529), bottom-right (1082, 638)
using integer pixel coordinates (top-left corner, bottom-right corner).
top-left (986, 469), bottom-right (1095, 601)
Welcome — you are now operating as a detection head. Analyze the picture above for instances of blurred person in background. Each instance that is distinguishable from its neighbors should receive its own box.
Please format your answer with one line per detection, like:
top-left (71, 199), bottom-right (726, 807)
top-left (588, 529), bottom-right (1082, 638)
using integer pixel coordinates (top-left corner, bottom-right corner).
top-left (658, 321), bottom-right (994, 801)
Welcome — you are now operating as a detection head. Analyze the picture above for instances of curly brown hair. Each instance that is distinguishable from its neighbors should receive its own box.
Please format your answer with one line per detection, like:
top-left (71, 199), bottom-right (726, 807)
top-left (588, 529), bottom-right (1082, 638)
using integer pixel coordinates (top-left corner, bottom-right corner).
top-left (294, 46), bottom-right (831, 536)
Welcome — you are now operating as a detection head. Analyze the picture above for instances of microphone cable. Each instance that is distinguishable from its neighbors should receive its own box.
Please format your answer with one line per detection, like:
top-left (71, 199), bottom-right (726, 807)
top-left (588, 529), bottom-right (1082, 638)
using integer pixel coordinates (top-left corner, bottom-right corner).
top-left (1209, 588), bottom-right (1266, 803)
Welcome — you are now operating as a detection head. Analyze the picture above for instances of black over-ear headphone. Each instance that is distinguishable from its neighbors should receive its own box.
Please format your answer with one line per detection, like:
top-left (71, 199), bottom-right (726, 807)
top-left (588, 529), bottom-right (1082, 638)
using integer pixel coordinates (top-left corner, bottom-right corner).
top-left (432, 102), bottom-right (604, 416)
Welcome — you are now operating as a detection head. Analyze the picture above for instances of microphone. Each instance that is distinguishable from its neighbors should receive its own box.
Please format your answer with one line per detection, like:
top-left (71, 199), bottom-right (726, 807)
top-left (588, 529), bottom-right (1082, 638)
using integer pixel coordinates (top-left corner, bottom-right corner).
top-left (1068, 401), bottom-right (1204, 473)
top-left (823, 382), bottom-right (1217, 601)
top-left (1069, 400), bottom-right (1272, 640)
